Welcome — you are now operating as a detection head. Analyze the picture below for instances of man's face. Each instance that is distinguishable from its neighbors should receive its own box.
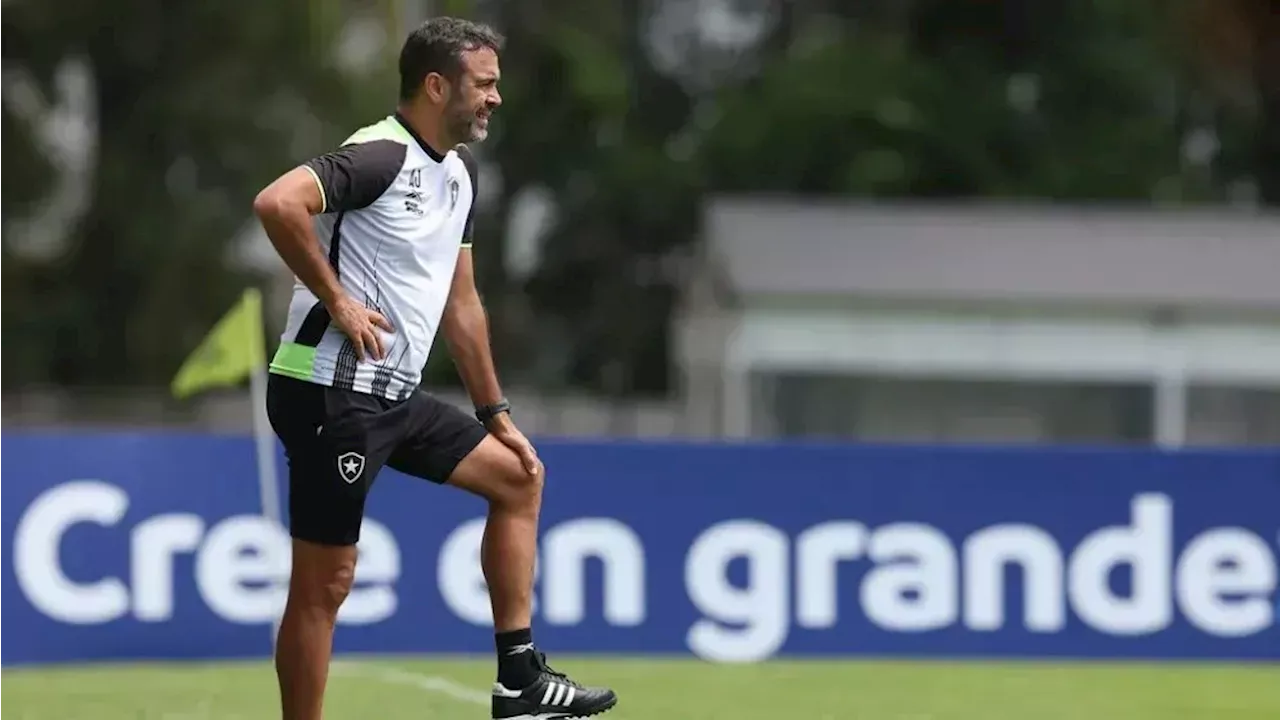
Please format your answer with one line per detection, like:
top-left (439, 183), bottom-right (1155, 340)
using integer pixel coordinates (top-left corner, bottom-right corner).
top-left (443, 47), bottom-right (501, 143)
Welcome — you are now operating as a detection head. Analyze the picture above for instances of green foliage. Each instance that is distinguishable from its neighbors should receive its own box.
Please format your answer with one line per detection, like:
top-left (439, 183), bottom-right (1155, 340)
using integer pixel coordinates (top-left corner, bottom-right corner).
top-left (2, 0), bottom-right (367, 388)
top-left (2, 0), bottom-right (1268, 394)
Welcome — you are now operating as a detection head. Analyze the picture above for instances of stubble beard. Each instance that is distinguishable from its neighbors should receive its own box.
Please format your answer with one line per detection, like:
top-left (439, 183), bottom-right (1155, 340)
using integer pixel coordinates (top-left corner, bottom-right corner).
top-left (447, 102), bottom-right (486, 144)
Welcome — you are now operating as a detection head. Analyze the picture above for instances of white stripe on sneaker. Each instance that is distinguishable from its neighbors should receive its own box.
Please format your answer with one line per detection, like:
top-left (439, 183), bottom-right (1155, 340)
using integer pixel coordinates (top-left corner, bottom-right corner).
top-left (537, 681), bottom-right (579, 708)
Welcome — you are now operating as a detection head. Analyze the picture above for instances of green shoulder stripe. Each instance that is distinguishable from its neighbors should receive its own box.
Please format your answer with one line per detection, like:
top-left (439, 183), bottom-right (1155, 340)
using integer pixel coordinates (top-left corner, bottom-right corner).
top-left (341, 116), bottom-right (412, 147)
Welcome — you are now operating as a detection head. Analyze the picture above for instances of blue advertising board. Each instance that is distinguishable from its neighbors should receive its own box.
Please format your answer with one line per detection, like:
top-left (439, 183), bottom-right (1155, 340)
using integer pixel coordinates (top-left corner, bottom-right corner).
top-left (3, 433), bottom-right (1277, 665)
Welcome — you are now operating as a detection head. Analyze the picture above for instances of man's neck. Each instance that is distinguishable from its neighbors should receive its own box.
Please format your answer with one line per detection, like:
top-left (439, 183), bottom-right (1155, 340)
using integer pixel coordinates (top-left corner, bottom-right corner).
top-left (395, 104), bottom-right (452, 159)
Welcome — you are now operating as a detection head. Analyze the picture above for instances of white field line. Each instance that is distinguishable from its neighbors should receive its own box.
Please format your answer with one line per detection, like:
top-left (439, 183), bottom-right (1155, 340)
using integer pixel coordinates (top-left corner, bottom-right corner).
top-left (331, 662), bottom-right (490, 706)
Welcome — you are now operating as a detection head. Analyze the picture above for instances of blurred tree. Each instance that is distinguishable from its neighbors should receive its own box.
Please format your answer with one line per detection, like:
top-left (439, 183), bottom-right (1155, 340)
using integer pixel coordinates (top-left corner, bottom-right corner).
top-left (0, 81), bottom-right (65, 392)
top-left (472, 0), bottom-right (701, 396)
top-left (1, 0), bottom-right (376, 388)
top-left (4, 0), bottom-right (1267, 399)
top-left (1181, 0), bottom-right (1280, 204)
top-left (433, 0), bottom-right (1266, 398)
top-left (0, 89), bottom-right (57, 224)
top-left (705, 2), bottom-right (1202, 201)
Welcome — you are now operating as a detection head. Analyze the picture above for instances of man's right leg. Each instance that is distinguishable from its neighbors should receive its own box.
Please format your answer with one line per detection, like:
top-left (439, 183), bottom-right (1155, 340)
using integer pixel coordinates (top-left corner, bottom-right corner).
top-left (266, 374), bottom-right (393, 720)
top-left (275, 539), bottom-right (357, 720)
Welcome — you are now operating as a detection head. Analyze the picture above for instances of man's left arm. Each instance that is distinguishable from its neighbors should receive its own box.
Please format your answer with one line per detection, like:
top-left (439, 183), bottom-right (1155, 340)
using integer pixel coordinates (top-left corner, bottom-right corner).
top-left (442, 247), bottom-right (503, 409)
top-left (442, 249), bottom-right (539, 474)
top-left (444, 144), bottom-right (541, 475)
top-left (444, 144), bottom-right (505, 416)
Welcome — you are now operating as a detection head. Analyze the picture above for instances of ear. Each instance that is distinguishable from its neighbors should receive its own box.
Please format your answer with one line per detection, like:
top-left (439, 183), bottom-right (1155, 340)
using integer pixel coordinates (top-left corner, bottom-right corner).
top-left (424, 72), bottom-right (450, 104)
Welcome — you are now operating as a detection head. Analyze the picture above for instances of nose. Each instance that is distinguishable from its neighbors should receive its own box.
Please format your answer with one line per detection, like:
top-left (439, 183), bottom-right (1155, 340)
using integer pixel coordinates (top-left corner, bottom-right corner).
top-left (489, 89), bottom-right (502, 108)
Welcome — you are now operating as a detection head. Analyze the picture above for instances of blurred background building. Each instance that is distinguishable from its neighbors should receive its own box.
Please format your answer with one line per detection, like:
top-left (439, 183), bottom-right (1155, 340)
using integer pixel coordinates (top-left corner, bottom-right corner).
top-left (4, 0), bottom-right (1280, 446)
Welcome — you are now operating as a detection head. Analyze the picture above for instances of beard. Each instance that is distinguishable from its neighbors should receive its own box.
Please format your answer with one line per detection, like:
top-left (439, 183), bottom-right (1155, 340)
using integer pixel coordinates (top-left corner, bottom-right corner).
top-left (446, 101), bottom-right (489, 143)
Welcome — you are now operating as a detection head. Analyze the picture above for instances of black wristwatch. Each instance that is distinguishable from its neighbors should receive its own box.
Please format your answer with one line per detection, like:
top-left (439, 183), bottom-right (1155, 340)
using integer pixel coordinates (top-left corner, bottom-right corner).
top-left (475, 398), bottom-right (512, 424)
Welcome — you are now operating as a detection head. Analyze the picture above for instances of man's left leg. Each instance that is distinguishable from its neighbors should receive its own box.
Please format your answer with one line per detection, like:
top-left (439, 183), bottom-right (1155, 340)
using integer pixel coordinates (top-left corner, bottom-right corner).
top-left (386, 393), bottom-right (617, 719)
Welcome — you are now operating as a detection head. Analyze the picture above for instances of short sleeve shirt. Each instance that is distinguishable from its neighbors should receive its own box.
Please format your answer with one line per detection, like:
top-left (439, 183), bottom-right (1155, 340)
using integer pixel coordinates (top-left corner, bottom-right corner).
top-left (269, 113), bottom-right (479, 400)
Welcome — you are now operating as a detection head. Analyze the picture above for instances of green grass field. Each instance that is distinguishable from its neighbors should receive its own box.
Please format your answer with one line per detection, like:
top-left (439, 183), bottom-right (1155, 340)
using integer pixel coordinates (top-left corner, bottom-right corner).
top-left (4, 656), bottom-right (1278, 719)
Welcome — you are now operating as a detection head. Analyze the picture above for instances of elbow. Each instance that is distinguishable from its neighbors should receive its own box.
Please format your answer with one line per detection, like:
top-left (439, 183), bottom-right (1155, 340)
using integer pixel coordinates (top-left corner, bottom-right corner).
top-left (254, 188), bottom-right (310, 233)
top-left (252, 188), bottom-right (284, 222)
top-left (442, 297), bottom-right (481, 340)
top-left (440, 305), bottom-right (466, 343)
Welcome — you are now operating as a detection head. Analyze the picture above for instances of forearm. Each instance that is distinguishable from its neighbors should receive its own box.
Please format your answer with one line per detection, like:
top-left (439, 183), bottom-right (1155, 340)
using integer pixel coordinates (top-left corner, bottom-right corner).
top-left (443, 295), bottom-right (505, 408)
top-left (254, 195), bottom-right (345, 308)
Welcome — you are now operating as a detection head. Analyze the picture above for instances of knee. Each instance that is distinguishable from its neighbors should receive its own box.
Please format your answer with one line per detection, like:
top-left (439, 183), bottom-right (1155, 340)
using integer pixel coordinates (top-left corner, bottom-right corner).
top-left (295, 560), bottom-right (355, 615)
top-left (319, 567), bottom-right (355, 611)
top-left (493, 459), bottom-right (544, 512)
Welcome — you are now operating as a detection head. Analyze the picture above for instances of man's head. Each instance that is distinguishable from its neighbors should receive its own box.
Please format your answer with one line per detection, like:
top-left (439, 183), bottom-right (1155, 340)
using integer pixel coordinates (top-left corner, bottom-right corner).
top-left (399, 17), bottom-right (504, 144)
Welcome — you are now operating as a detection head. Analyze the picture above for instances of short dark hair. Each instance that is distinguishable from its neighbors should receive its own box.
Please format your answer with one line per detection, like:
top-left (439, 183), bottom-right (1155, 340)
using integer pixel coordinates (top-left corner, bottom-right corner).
top-left (398, 17), bottom-right (504, 101)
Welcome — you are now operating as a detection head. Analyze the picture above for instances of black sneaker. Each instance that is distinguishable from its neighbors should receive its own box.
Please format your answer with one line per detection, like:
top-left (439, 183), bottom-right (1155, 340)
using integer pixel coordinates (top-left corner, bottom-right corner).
top-left (491, 651), bottom-right (617, 719)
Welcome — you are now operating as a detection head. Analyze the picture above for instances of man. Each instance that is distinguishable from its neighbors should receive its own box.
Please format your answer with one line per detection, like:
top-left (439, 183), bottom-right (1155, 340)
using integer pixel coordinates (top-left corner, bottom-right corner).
top-left (252, 17), bottom-right (617, 720)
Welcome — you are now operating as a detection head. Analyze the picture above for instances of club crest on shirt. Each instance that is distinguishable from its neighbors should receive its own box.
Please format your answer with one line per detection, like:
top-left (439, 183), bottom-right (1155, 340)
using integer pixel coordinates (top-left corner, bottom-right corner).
top-left (448, 177), bottom-right (460, 212)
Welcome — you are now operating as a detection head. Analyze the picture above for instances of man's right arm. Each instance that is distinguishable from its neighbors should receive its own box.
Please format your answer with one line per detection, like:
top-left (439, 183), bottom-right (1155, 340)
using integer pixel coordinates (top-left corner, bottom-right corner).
top-left (252, 167), bottom-right (345, 308)
top-left (253, 140), bottom-right (405, 304)
top-left (253, 140), bottom-right (405, 359)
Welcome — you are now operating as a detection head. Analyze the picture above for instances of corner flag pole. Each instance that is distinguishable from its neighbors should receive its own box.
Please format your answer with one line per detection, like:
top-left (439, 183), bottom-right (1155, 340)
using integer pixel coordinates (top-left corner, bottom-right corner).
top-left (169, 286), bottom-right (285, 648)
top-left (240, 287), bottom-right (283, 530)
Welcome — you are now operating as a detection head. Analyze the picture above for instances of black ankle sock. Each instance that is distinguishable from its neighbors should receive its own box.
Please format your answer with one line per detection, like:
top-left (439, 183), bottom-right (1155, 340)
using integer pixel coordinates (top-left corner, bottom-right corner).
top-left (495, 628), bottom-right (539, 688)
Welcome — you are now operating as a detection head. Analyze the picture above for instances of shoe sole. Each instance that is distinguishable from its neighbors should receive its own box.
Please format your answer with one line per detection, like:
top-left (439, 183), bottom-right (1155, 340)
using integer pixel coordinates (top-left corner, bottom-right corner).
top-left (497, 695), bottom-right (617, 720)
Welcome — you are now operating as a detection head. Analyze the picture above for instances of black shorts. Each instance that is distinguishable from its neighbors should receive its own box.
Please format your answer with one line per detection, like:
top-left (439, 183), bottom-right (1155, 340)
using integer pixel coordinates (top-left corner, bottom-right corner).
top-left (265, 373), bottom-right (489, 546)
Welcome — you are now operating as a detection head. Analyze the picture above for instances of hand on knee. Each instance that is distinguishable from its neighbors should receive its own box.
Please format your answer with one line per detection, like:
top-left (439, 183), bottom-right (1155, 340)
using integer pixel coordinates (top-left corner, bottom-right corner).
top-left (495, 462), bottom-right (543, 514)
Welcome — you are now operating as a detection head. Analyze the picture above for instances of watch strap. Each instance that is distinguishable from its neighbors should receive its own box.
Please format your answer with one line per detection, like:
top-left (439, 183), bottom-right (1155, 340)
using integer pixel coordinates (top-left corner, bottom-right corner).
top-left (475, 398), bottom-right (511, 424)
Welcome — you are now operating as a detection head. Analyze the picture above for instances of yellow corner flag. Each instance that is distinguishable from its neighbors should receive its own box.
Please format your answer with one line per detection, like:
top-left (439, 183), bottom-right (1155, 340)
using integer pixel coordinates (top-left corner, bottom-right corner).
top-left (171, 287), bottom-right (266, 399)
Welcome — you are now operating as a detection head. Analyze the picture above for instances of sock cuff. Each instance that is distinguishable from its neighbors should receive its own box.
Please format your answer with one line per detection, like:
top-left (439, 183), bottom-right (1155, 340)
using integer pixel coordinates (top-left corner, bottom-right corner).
top-left (495, 627), bottom-right (533, 652)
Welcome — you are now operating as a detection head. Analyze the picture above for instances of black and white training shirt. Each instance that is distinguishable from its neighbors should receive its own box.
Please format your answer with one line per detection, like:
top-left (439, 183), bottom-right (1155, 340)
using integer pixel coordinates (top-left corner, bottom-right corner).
top-left (268, 113), bottom-right (478, 400)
